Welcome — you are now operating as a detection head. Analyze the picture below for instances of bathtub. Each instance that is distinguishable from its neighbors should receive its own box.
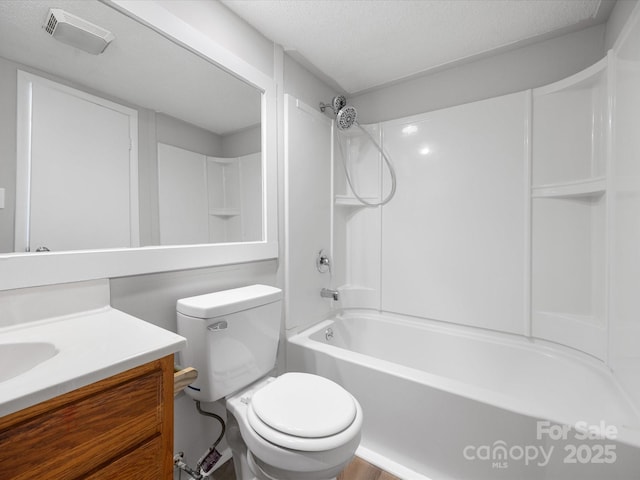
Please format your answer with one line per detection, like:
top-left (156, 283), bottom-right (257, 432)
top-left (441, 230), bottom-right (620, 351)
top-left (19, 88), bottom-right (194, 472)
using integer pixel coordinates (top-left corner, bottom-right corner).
top-left (287, 310), bottom-right (640, 480)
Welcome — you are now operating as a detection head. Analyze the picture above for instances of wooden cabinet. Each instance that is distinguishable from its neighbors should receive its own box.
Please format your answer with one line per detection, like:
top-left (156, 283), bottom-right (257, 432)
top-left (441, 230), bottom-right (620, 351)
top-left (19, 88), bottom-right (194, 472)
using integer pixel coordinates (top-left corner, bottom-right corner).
top-left (0, 356), bottom-right (174, 480)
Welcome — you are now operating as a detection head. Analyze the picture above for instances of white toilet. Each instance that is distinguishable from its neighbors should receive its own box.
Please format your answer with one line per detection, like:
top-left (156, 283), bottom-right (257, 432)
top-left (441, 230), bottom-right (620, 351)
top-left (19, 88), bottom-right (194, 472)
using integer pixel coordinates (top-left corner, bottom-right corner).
top-left (177, 284), bottom-right (362, 480)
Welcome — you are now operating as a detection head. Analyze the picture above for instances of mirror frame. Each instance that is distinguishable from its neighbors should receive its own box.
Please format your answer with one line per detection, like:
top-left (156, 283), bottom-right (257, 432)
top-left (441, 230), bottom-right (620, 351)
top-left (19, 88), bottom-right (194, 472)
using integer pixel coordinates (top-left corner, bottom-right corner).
top-left (0, 0), bottom-right (278, 291)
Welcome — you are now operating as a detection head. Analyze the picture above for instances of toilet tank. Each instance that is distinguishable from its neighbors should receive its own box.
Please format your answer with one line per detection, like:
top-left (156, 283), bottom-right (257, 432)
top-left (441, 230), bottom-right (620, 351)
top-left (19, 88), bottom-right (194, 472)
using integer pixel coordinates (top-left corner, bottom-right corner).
top-left (177, 285), bottom-right (282, 402)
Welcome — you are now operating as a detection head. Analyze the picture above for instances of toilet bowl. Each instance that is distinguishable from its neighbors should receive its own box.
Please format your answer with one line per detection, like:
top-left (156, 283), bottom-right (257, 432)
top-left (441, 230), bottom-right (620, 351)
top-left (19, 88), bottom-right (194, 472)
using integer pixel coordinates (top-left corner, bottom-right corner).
top-left (226, 374), bottom-right (363, 480)
top-left (177, 285), bottom-right (362, 480)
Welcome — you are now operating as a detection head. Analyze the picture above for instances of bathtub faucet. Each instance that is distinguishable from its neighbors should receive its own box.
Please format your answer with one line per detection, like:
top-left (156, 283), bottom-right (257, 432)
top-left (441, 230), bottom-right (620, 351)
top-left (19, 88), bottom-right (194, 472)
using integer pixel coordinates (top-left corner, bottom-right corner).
top-left (320, 288), bottom-right (339, 301)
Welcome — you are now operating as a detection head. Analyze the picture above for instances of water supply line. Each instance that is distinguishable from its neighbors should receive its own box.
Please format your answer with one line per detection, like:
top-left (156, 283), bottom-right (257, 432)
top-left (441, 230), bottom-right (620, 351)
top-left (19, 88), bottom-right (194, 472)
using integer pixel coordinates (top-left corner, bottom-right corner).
top-left (174, 401), bottom-right (226, 479)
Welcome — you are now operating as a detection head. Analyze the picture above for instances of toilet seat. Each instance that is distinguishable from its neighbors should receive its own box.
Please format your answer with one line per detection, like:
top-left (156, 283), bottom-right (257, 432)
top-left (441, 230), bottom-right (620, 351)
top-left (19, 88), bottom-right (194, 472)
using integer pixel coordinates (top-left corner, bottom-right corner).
top-left (247, 373), bottom-right (360, 452)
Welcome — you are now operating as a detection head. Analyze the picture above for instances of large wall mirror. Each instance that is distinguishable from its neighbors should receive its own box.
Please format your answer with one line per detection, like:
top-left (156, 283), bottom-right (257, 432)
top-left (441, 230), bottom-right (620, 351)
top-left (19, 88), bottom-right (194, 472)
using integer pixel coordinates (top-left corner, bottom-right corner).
top-left (0, 0), bottom-right (278, 290)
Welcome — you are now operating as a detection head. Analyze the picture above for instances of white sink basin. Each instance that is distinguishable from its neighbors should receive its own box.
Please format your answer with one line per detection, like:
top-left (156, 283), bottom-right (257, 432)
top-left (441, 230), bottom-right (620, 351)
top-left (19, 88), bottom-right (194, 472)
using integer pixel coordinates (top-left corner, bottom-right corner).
top-left (0, 306), bottom-right (186, 417)
top-left (0, 342), bottom-right (59, 382)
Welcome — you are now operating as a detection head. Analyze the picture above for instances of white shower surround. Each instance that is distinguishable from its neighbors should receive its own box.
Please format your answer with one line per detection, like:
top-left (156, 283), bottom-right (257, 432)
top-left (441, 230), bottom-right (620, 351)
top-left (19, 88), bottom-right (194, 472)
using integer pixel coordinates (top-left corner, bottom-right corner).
top-left (334, 55), bottom-right (615, 361)
top-left (335, 90), bottom-right (530, 336)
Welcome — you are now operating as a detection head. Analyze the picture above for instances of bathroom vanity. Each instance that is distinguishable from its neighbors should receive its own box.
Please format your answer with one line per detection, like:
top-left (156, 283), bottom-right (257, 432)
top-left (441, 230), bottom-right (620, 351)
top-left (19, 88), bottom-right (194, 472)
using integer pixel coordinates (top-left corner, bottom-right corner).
top-left (0, 280), bottom-right (186, 480)
top-left (0, 356), bottom-right (174, 479)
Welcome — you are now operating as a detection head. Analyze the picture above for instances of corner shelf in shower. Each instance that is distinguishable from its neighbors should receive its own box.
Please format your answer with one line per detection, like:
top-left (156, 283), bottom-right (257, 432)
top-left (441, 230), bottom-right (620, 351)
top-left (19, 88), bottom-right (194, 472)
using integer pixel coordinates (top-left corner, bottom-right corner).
top-left (209, 208), bottom-right (240, 217)
top-left (335, 195), bottom-right (379, 207)
top-left (530, 55), bottom-right (610, 360)
top-left (531, 176), bottom-right (606, 198)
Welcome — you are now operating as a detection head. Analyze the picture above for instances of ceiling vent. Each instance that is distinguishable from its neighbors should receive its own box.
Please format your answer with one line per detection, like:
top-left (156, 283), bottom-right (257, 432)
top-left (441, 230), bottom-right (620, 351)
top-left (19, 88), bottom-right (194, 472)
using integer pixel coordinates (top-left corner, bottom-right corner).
top-left (43, 9), bottom-right (115, 55)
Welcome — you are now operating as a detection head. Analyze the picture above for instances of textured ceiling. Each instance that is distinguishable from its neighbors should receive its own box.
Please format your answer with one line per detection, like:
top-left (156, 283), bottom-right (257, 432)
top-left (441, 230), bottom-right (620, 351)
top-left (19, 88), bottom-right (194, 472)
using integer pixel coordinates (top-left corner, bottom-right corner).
top-left (221, 0), bottom-right (612, 94)
top-left (0, 0), bottom-right (261, 135)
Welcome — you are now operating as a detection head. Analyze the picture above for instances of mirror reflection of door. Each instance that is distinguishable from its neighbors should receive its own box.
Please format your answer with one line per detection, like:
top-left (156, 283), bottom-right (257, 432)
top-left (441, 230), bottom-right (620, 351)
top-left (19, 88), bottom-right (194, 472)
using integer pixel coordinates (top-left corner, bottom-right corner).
top-left (157, 143), bottom-right (208, 245)
top-left (15, 72), bottom-right (139, 252)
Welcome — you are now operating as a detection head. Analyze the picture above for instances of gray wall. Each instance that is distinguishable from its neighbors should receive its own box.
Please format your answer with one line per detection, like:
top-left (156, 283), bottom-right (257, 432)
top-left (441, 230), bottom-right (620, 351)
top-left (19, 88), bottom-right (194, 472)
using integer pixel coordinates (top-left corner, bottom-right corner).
top-left (606, 0), bottom-right (639, 48)
top-left (156, 113), bottom-right (223, 156)
top-left (351, 24), bottom-right (606, 124)
top-left (0, 57), bottom-right (17, 253)
top-left (283, 53), bottom-right (340, 113)
top-left (220, 124), bottom-right (262, 158)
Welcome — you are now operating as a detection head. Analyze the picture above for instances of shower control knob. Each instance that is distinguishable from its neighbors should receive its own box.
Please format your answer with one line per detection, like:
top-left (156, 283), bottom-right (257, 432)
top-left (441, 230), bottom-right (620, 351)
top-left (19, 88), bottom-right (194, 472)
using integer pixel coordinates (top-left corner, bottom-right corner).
top-left (316, 249), bottom-right (332, 273)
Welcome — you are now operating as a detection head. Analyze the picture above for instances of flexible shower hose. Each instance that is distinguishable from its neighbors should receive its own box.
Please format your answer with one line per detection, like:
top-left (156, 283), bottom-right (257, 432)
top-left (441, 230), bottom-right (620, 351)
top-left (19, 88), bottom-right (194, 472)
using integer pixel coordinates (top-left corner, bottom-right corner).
top-left (336, 123), bottom-right (397, 207)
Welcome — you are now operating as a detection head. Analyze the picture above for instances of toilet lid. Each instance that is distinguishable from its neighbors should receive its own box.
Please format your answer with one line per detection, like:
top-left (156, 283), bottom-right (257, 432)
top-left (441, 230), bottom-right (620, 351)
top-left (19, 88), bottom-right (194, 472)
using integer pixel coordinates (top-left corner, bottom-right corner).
top-left (250, 373), bottom-right (357, 438)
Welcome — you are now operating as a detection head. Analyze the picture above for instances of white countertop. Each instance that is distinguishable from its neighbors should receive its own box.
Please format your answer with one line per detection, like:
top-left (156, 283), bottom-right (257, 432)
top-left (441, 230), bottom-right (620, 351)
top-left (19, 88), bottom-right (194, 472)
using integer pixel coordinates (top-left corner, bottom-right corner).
top-left (0, 306), bottom-right (186, 417)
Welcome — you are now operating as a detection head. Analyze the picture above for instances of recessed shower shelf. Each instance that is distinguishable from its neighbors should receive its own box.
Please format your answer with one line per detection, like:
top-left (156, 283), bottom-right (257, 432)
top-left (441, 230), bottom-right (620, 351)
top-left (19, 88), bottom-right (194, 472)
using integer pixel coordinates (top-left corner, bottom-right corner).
top-left (531, 176), bottom-right (606, 198)
top-left (209, 208), bottom-right (240, 217)
top-left (335, 195), bottom-right (378, 207)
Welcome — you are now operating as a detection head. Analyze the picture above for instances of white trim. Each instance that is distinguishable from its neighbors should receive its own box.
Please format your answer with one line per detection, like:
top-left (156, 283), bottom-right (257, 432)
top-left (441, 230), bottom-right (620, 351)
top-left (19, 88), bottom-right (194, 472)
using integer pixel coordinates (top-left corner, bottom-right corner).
top-left (0, 242), bottom-right (277, 291)
top-left (283, 94), bottom-right (292, 329)
top-left (15, 70), bottom-right (140, 252)
top-left (524, 89), bottom-right (532, 337)
top-left (14, 71), bottom-right (32, 253)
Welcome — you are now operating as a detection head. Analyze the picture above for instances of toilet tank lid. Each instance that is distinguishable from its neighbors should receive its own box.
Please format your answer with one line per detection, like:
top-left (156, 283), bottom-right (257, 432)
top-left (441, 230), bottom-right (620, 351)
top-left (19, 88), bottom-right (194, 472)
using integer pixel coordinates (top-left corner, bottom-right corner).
top-left (177, 285), bottom-right (282, 319)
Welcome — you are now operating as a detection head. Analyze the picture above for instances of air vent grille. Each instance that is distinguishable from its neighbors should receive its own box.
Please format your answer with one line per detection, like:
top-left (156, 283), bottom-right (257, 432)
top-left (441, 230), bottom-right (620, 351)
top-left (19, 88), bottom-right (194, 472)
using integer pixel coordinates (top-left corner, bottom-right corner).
top-left (45, 13), bottom-right (57, 35)
top-left (41, 8), bottom-right (115, 55)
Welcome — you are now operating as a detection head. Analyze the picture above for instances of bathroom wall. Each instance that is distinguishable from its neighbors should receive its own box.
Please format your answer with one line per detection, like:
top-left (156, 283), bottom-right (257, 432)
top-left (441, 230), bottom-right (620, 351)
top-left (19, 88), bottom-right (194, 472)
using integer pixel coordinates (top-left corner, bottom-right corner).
top-left (352, 24), bottom-right (606, 124)
top-left (0, 57), bottom-right (16, 253)
top-left (283, 53), bottom-right (339, 112)
top-left (605, 0), bottom-right (639, 48)
top-left (351, 1), bottom-right (640, 126)
top-left (220, 124), bottom-right (261, 158)
top-left (608, 1), bottom-right (640, 413)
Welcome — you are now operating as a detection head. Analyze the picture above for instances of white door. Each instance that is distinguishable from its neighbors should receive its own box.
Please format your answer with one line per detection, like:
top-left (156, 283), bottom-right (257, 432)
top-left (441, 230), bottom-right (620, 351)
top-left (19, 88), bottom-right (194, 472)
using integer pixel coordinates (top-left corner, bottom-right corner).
top-left (16, 72), bottom-right (138, 252)
top-left (157, 143), bottom-right (209, 245)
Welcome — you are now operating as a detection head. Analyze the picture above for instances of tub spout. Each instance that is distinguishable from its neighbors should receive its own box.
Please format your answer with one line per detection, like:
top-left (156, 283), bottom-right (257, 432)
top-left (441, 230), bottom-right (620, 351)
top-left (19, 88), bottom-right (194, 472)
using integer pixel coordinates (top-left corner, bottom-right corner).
top-left (320, 288), bottom-right (339, 301)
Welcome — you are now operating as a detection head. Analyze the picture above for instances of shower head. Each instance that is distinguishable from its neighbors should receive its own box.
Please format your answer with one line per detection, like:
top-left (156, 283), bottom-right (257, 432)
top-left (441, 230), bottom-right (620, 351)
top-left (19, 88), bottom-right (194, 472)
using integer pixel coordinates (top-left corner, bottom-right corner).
top-left (332, 95), bottom-right (347, 113)
top-left (336, 105), bottom-right (357, 130)
top-left (319, 95), bottom-right (357, 129)
top-left (320, 95), bottom-right (347, 114)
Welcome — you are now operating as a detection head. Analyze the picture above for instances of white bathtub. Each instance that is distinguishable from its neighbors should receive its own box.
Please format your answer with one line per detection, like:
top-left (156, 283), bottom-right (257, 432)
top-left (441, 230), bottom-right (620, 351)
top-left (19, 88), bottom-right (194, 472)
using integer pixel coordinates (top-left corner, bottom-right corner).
top-left (287, 310), bottom-right (640, 480)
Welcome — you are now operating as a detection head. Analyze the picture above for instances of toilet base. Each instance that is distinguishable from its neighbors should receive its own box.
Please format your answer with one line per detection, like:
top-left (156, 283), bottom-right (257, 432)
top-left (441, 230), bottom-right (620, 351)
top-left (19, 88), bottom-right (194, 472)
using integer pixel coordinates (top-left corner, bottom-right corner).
top-left (227, 412), bottom-right (256, 480)
top-left (226, 411), bottom-right (353, 480)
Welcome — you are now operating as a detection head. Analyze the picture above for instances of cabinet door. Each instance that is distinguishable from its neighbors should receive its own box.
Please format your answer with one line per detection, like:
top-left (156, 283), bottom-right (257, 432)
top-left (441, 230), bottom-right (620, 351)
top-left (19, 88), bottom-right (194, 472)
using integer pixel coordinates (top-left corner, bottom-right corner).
top-left (84, 437), bottom-right (164, 480)
top-left (0, 357), bottom-right (173, 480)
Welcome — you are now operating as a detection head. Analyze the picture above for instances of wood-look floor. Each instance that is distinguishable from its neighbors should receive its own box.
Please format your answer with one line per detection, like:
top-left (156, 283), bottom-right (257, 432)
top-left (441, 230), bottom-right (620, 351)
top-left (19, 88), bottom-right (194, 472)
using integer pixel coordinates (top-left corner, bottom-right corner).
top-left (337, 457), bottom-right (402, 480)
top-left (212, 456), bottom-right (401, 480)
